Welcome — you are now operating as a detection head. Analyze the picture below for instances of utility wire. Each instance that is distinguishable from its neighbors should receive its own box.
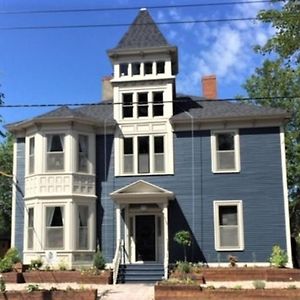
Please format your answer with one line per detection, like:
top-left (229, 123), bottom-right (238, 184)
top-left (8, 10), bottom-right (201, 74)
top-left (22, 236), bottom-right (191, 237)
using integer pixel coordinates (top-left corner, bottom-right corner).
top-left (0, 0), bottom-right (282, 15)
top-left (0, 17), bottom-right (260, 31)
top-left (1, 96), bottom-right (300, 108)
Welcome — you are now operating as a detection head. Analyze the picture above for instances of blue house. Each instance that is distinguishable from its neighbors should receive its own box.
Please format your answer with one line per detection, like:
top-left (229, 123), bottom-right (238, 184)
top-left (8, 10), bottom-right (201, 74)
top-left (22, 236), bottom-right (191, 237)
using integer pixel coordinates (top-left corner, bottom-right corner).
top-left (7, 9), bottom-right (292, 281)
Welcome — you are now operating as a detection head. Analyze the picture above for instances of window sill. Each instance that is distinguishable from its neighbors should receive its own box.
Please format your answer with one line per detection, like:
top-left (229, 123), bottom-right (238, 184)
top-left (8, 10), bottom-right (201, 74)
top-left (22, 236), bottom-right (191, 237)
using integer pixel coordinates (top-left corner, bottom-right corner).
top-left (116, 172), bottom-right (174, 177)
top-left (212, 169), bottom-right (240, 174)
top-left (215, 247), bottom-right (244, 252)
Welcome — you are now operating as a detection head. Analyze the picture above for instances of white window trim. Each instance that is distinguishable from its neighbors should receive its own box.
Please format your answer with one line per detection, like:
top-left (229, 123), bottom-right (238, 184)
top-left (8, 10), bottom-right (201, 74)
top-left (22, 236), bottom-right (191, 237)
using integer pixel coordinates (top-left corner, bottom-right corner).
top-left (45, 133), bottom-right (65, 172)
top-left (76, 133), bottom-right (91, 174)
top-left (211, 129), bottom-right (240, 173)
top-left (117, 133), bottom-right (173, 176)
top-left (25, 205), bottom-right (35, 251)
top-left (26, 135), bottom-right (35, 176)
top-left (75, 204), bottom-right (90, 250)
top-left (214, 200), bottom-right (244, 251)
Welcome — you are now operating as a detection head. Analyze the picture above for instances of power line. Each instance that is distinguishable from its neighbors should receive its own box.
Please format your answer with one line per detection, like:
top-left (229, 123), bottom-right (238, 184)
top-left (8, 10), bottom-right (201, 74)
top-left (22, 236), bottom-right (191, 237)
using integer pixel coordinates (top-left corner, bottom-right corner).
top-left (1, 96), bottom-right (300, 108)
top-left (0, 0), bottom-right (281, 15)
top-left (0, 17), bottom-right (259, 31)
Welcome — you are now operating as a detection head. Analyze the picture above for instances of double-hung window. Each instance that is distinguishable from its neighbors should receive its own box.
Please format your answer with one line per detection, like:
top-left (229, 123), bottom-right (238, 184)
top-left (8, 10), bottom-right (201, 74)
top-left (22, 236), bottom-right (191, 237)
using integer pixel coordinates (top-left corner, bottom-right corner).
top-left (29, 137), bottom-right (35, 174)
top-left (153, 92), bottom-right (164, 117)
top-left (214, 200), bottom-right (244, 251)
top-left (78, 135), bottom-right (89, 172)
top-left (27, 207), bottom-right (34, 250)
top-left (45, 206), bottom-right (64, 249)
top-left (122, 93), bottom-right (133, 118)
top-left (137, 93), bottom-right (148, 117)
top-left (123, 137), bottom-right (134, 173)
top-left (46, 134), bottom-right (64, 171)
top-left (77, 205), bottom-right (89, 250)
top-left (122, 135), bottom-right (165, 175)
top-left (211, 130), bottom-right (240, 173)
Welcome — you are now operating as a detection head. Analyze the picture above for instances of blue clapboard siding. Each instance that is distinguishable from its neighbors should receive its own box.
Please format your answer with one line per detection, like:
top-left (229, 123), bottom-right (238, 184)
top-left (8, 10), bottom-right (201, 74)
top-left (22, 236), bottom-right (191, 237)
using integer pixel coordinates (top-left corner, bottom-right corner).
top-left (96, 127), bottom-right (287, 263)
top-left (14, 138), bottom-right (25, 256)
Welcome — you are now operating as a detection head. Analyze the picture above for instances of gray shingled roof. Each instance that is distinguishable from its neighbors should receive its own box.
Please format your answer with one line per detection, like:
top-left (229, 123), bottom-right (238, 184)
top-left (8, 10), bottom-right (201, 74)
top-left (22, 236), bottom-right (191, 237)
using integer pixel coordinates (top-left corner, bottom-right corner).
top-left (172, 95), bottom-right (288, 122)
top-left (35, 106), bottom-right (88, 119)
top-left (113, 9), bottom-right (170, 49)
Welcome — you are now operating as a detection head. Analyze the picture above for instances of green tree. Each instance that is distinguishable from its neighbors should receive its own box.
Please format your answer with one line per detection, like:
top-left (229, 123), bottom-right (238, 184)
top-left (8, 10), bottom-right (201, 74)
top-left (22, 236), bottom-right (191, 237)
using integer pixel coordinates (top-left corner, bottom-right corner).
top-left (0, 133), bottom-right (13, 237)
top-left (174, 230), bottom-right (192, 262)
top-left (242, 0), bottom-right (300, 234)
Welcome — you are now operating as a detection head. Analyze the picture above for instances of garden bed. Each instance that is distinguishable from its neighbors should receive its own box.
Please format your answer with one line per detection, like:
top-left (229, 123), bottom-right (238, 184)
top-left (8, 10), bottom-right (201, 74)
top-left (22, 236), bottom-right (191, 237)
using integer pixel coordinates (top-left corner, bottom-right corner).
top-left (0, 289), bottom-right (97, 300)
top-left (155, 284), bottom-right (300, 300)
top-left (22, 270), bottom-right (112, 284)
top-left (1, 272), bottom-right (24, 283)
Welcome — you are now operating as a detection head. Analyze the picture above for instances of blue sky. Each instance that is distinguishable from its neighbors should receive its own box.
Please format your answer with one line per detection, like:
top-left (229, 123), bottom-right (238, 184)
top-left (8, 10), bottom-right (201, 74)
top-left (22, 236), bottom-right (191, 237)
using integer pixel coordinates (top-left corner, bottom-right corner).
top-left (0, 0), bottom-right (275, 134)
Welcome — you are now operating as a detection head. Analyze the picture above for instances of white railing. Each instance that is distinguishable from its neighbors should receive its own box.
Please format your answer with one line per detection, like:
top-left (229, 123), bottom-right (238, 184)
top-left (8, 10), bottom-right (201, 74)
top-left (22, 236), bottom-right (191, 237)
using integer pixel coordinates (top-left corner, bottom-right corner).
top-left (112, 239), bottom-right (123, 285)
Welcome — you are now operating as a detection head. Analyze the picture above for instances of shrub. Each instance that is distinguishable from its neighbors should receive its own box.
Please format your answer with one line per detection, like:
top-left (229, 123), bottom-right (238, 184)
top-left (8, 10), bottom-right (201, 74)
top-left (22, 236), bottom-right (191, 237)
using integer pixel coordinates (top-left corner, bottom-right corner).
top-left (174, 230), bottom-right (192, 262)
top-left (252, 280), bottom-right (266, 290)
top-left (287, 285), bottom-right (297, 289)
top-left (5, 248), bottom-right (20, 264)
top-left (93, 249), bottom-right (106, 270)
top-left (58, 259), bottom-right (68, 271)
top-left (29, 258), bottom-right (43, 270)
top-left (0, 275), bottom-right (6, 293)
top-left (233, 285), bottom-right (242, 290)
top-left (176, 261), bottom-right (192, 274)
top-left (27, 284), bottom-right (39, 292)
top-left (0, 248), bottom-right (21, 273)
top-left (269, 245), bottom-right (288, 268)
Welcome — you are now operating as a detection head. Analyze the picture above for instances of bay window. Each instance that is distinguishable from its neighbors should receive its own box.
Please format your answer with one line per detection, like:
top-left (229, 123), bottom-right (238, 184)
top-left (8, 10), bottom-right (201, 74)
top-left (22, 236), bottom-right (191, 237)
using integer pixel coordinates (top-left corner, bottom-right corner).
top-left (46, 134), bottom-right (64, 171)
top-left (45, 206), bottom-right (64, 249)
top-left (78, 135), bottom-right (89, 172)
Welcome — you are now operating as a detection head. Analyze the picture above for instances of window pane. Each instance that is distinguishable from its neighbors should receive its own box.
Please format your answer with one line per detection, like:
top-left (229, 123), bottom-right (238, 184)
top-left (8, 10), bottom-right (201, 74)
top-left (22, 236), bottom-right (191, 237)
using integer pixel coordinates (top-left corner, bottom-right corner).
top-left (46, 228), bottom-right (64, 249)
top-left (154, 136), bottom-right (164, 172)
top-left (154, 136), bottom-right (164, 153)
top-left (49, 135), bottom-right (63, 152)
top-left (28, 208), bottom-right (34, 227)
top-left (217, 133), bottom-right (234, 151)
top-left (47, 135), bottom-right (64, 171)
top-left (124, 138), bottom-right (133, 173)
top-left (216, 151), bottom-right (235, 170)
top-left (156, 61), bottom-right (165, 74)
top-left (144, 62), bottom-right (153, 74)
top-left (219, 206), bottom-right (237, 225)
top-left (220, 226), bottom-right (239, 247)
top-left (138, 93), bottom-right (148, 117)
top-left (29, 137), bottom-right (35, 155)
top-left (132, 62), bottom-right (140, 75)
top-left (28, 208), bottom-right (34, 249)
top-left (124, 138), bottom-right (133, 154)
top-left (47, 153), bottom-right (64, 171)
top-left (78, 135), bottom-right (88, 172)
top-left (120, 63), bottom-right (128, 76)
top-left (138, 137), bottom-right (149, 173)
top-left (123, 93), bottom-right (133, 118)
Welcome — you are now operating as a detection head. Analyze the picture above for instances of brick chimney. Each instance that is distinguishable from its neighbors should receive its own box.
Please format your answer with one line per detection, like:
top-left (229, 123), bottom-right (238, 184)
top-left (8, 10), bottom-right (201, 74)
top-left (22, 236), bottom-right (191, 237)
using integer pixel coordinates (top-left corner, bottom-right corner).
top-left (102, 76), bottom-right (113, 101)
top-left (202, 75), bottom-right (217, 99)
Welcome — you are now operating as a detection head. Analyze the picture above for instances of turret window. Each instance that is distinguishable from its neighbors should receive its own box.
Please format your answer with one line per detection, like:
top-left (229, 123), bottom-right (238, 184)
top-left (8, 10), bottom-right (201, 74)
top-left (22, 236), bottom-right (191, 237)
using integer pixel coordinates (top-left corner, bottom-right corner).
top-left (138, 93), bottom-right (148, 117)
top-left (120, 63), bottom-right (128, 76)
top-left (144, 62), bottom-right (153, 75)
top-left (132, 62), bottom-right (141, 75)
top-left (156, 61), bottom-right (165, 74)
top-left (123, 93), bottom-right (133, 118)
top-left (46, 134), bottom-right (65, 171)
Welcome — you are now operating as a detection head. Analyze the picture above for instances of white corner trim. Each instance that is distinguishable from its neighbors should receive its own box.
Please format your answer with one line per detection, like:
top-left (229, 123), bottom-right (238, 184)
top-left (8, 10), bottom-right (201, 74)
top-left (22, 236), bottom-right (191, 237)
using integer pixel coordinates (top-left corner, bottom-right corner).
top-left (11, 140), bottom-right (17, 247)
top-left (280, 126), bottom-right (293, 268)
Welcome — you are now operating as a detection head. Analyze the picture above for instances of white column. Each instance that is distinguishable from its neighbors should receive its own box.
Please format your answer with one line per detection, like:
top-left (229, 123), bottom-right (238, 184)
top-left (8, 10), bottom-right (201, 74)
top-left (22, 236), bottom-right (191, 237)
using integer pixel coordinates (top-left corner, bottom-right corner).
top-left (162, 203), bottom-right (169, 279)
top-left (116, 204), bottom-right (121, 244)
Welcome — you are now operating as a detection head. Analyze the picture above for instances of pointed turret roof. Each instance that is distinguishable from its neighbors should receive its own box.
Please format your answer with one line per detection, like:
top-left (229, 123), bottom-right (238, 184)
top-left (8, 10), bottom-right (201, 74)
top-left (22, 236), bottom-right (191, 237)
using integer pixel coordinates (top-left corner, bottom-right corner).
top-left (114, 8), bottom-right (170, 50)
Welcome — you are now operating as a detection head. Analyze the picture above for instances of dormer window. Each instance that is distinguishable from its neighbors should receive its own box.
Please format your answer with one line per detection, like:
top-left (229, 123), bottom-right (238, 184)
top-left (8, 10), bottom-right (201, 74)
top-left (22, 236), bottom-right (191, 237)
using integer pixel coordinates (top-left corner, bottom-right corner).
top-left (29, 136), bottom-right (35, 174)
top-left (132, 62), bottom-right (141, 75)
top-left (156, 61), bottom-right (165, 74)
top-left (78, 135), bottom-right (89, 173)
top-left (120, 63), bottom-right (128, 76)
top-left (123, 93), bottom-right (133, 118)
top-left (46, 134), bottom-right (64, 171)
top-left (144, 62), bottom-right (153, 75)
top-left (138, 93), bottom-right (148, 117)
top-left (153, 92), bottom-right (164, 116)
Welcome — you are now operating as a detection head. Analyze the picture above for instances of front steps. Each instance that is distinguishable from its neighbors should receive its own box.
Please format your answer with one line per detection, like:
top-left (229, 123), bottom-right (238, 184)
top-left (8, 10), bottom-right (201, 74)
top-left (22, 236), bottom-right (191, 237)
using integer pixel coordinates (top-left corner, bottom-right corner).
top-left (118, 263), bottom-right (164, 283)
